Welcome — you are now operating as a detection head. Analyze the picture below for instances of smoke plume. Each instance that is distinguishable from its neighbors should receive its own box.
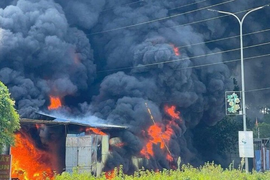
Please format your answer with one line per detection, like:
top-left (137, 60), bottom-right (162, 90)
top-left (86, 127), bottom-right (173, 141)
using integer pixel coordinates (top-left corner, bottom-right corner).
top-left (1, 0), bottom-right (270, 173)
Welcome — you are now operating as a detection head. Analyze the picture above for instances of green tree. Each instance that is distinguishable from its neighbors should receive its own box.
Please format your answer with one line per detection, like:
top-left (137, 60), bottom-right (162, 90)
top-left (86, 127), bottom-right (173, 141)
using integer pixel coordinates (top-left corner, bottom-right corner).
top-left (192, 116), bottom-right (242, 158)
top-left (253, 113), bottom-right (270, 138)
top-left (0, 81), bottom-right (20, 153)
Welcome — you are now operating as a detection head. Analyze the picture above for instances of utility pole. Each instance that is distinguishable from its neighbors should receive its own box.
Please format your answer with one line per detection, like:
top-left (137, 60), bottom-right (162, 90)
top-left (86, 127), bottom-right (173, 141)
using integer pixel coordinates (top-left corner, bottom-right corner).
top-left (208, 4), bottom-right (269, 173)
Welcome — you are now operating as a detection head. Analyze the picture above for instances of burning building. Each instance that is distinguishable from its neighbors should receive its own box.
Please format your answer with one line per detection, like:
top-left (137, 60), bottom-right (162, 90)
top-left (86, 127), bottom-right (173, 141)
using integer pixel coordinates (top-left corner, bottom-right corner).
top-left (11, 112), bottom-right (128, 179)
top-left (1, 0), bottom-right (270, 178)
top-left (11, 104), bottom-right (182, 179)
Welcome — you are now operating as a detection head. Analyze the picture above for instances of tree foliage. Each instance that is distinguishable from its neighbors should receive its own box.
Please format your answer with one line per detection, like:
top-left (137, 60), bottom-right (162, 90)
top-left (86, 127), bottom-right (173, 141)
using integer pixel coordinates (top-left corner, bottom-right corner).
top-left (0, 81), bottom-right (20, 153)
top-left (192, 116), bottom-right (242, 157)
top-left (253, 113), bottom-right (270, 138)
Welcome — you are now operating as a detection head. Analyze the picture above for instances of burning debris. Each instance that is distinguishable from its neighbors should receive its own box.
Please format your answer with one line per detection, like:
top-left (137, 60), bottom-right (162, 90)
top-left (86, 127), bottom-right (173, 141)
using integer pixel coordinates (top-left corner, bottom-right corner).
top-left (2, 0), bottom-right (270, 177)
top-left (86, 127), bottom-right (106, 135)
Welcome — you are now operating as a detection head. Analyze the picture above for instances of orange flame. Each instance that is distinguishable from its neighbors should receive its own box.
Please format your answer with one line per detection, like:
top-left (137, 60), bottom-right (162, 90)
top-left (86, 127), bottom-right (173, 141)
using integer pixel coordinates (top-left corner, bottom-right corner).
top-left (166, 154), bottom-right (173, 162)
top-left (174, 47), bottom-right (180, 56)
top-left (140, 141), bottom-right (154, 159)
top-left (48, 96), bottom-right (62, 110)
top-left (140, 105), bottom-right (182, 161)
top-left (164, 105), bottom-right (180, 119)
top-left (140, 123), bottom-right (173, 159)
top-left (114, 142), bottom-right (125, 148)
top-left (86, 127), bottom-right (106, 135)
top-left (109, 138), bottom-right (125, 148)
top-left (105, 167), bottom-right (119, 180)
top-left (170, 44), bottom-right (180, 56)
top-left (35, 124), bottom-right (41, 129)
top-left (11, 133), bottom-right (54, 180)
top-left (105, 170), bottom-right (115, 180)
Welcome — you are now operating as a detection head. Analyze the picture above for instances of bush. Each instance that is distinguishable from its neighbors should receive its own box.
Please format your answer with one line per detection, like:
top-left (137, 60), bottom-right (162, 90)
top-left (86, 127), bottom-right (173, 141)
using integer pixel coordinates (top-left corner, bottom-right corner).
top-left (53, 162), bottom-right (270, 180)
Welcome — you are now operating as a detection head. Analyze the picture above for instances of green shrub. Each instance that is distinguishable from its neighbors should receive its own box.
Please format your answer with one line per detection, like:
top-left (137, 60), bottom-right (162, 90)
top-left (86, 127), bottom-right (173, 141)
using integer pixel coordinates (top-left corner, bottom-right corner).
top-left (53, 162), bottom-right (270, 180)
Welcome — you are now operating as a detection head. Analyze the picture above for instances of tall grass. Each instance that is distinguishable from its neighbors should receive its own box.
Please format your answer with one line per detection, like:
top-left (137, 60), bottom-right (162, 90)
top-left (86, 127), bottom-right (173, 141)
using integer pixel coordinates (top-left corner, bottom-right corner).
top-left (53, 162), bottom-right (270, 180)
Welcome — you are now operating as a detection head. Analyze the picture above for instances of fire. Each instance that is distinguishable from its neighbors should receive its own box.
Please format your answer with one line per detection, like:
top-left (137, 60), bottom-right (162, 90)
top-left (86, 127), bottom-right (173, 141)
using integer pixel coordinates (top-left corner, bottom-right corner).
top-left (140, 141), bottom-right (154, 159)
top-left (148, 125), bottom-right (170, 149)
top-left (105, 167), bottom-right (119, 180)
top-left (114, 142), bottom-right (125, 148)
top-left (105, 169), bottom-right (115, 180)
top-left (140, 105), bottom-right (182, 162)
top-left (164, 105), bottom-right (180, 119)
top-left (48, 96), bottom-right (62, 110)
top-left (170, 44), bottom-right (180, 56)
top-left (35, 124), bottom-right (41, 129)
top-left (140, 123), bottom-right (172, 159)
top-left (86, 127), bottom-right (106, 135)
top-left (109, 137), bottom-right (125, 148)
top-left (166, 154), bottom-right (173, 162)
top-left (11, 133), bottom-right (54, 180)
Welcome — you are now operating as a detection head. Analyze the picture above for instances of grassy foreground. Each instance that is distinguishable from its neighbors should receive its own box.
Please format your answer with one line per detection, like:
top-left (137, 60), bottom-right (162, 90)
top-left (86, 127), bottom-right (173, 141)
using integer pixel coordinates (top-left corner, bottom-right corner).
top-left (53, 162), bottom-right (270, 180)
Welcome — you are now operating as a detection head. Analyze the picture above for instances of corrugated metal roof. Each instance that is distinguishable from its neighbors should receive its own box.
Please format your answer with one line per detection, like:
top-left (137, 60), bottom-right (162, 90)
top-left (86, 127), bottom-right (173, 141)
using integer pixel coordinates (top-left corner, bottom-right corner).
top-left (19, 112), bottom-right (128, 129)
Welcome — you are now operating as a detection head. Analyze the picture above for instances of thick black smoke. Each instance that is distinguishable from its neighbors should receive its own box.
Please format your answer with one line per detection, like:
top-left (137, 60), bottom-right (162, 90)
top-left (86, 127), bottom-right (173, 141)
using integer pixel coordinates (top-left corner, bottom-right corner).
top-left (0, 0), bottom-right (96, 117)
top-left (1, 0), bottom-right (269, 173)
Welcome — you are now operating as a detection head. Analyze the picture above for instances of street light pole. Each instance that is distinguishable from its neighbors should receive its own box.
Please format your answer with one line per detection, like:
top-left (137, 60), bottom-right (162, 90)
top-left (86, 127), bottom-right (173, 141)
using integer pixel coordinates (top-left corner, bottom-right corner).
top-left (208, 5), bottom-right (269, 173)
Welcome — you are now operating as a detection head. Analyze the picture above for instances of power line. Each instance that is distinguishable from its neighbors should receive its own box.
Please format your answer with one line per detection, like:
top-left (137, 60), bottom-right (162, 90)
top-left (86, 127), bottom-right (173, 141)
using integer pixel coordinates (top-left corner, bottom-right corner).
top-left (89, 2), bottom-right (270, 51)
top-left (177, 28), bottom-right (270, 49)
top-left (159, 81), bottom-right (270, 103)
top-left (170, 7), bottom-right (252, 30)
top-left (90, 0), bottom-right (236, 35)
top-left (129, 54), bottom-right (270, 97)
top-left (101, 0), bottom-right (209, 15)
top-left (101, 0), bottom-right (145, 13)
top-left (134, 27), bottom-right (270, 55)
top-left (168, 0), bottom-right (208, 11)
top-left (97, 40), bottom-right (270, 73)
top-left (90, 4), bottom-right (270, 58)
top-left (246, 87), bottom-right (270, 93)
top-left (166, 53), bottom-right (270, 72)
top-left (132, 9), bottom-right (248, 55)
top-left (98, 52), bottom-right (270, 96)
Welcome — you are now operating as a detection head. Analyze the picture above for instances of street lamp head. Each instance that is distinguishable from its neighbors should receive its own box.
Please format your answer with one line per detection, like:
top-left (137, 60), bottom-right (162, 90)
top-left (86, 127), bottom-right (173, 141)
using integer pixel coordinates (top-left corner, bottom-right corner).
top-left (207, 8), bottom-right (237, 19)
top-left (207, 9), bottom-right (224, 14)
